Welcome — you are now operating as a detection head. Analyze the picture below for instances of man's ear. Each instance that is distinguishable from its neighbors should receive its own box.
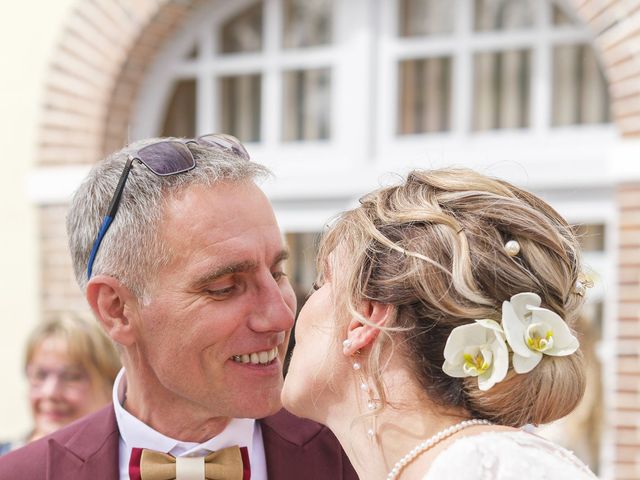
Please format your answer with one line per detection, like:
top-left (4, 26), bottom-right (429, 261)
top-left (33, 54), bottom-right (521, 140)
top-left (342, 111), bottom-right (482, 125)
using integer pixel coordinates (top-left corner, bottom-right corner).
top-left (86, 275), bottom-right (138, 347)
top-left (342, 301), bottom-right (393, 356)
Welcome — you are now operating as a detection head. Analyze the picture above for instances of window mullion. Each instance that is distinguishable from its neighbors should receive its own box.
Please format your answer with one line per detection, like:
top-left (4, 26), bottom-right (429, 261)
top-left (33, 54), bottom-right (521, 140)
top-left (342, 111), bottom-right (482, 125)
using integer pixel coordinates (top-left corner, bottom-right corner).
top-left (453, 0), bottom-right (472, 136)
top-left (532, 0), bottom-right (551, 135)
top-left (263, 0), bottom-right (282, 147)
top-left (197, 28), bottom-right (215, 135)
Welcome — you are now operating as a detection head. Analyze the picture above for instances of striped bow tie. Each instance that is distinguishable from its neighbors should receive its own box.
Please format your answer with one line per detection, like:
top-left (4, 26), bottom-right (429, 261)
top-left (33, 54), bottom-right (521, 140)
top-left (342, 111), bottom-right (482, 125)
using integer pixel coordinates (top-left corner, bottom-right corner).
top-left (129, 445), bottom-right (250, 480)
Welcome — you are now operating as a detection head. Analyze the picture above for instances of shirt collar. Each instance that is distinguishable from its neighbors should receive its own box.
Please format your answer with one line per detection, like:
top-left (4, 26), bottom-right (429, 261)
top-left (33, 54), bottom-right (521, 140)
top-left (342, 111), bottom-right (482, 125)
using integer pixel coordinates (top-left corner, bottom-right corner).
top-left (112, 368), bottom-right (256, 457)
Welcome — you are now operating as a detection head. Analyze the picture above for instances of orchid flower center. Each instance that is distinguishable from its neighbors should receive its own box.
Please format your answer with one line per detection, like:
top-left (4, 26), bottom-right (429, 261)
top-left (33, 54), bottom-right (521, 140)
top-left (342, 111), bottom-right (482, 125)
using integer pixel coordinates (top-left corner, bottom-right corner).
top-left (462, 348), bottom-right (492, 376)
top-left (525, 322), bottom-right (554, 352)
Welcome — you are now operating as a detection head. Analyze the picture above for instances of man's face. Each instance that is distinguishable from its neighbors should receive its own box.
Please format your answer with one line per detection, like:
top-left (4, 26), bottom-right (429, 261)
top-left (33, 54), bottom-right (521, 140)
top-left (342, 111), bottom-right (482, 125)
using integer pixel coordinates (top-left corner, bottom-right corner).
top-left (130, 181), bottom-right (296, 419)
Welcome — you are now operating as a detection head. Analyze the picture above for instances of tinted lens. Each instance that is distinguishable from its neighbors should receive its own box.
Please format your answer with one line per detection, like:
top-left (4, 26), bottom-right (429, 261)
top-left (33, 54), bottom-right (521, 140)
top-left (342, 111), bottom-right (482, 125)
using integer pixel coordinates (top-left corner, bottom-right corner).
top-left (137, 141), bottom-right (195, 175)
top-left (198, 133), bottom-right (250, 161)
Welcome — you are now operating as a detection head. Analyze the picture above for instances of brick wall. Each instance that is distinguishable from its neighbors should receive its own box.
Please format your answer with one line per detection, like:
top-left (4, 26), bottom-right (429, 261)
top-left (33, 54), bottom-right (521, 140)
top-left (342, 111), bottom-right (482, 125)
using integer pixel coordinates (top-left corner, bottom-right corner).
top-left (37, 0), bottom-right (199, 314)
top-left (567, 1), bottom-right (640, 477)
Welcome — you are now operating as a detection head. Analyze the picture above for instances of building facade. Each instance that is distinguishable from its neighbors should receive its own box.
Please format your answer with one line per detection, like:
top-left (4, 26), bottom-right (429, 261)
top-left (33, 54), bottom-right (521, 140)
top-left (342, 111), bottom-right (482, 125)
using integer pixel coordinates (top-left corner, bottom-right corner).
top-left (3, 0), bottom-right (640, 478)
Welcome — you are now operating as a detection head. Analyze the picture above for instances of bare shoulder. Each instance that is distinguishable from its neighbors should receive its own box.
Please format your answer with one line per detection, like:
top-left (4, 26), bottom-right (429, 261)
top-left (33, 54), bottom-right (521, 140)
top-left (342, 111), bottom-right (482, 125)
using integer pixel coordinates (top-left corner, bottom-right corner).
top-left (424, 430), bottom-right (597, 480)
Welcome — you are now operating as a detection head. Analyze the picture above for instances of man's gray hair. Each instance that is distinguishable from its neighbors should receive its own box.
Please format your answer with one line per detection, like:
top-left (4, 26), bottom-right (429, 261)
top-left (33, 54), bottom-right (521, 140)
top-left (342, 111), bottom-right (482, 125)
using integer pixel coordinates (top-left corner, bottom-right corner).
top-left (66, 137), bottom-right (270, 297)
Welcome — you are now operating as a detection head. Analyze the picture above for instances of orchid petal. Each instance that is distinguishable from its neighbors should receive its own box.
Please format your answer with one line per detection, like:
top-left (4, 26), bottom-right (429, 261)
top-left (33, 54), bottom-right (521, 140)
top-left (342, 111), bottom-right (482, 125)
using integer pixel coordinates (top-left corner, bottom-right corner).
top-left (442, 320), bottom-right (508, 389)
top-left (442, 360), bottom-right (467, 378)
top-left (513, 350), bottom-right (542, 373)
top-left (528, 306), bottom-right (579, 350)
top-left (501, 300), bottom-right (531, 357)
top-left (527, 306), bottom-right (580, 355)
top-left (509, 292), bottom-right (541, 318)
top-left (443, 323), bottom-right (488, 362)
top-left (490, 336), bottom-right (509, 382)
top-left (475, 319), bottom-right (504, 335)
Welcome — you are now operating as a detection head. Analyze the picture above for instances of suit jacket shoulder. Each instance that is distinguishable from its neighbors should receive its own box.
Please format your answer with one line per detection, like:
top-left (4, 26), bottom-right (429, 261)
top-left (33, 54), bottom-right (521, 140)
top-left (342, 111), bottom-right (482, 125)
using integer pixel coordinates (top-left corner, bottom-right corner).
top-left (261, 409), bottom-right (358, 480)
top-left (0, 405), bottom-right (119, 480)
top-left (0, 406), bottom-right (356, 480)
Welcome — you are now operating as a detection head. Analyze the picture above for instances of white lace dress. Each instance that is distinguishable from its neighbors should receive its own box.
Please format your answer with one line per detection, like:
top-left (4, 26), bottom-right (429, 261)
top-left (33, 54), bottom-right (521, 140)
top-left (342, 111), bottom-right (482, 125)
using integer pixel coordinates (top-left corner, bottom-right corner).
top-left (423, 431), bottom-right (597, 479)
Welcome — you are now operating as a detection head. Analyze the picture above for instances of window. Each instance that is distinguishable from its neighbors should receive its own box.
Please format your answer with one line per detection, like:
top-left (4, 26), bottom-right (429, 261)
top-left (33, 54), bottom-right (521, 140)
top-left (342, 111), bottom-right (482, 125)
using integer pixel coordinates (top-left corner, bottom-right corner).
top-left (398, 57), bottom-right (452, 134)
top-left (473, 49), bottom-right (530, 131)
top-left (388, 0), bottom-right (610, 137)
top-left (141, 0), bottom-right (612, 162)
top-left (154, 0), bottom-right (336, 146)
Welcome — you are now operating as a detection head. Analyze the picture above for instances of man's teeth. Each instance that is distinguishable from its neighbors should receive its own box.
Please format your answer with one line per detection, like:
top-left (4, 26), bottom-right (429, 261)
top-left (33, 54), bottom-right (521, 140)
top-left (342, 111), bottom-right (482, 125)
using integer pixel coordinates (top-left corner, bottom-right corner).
top-left (232, 347), bottom-right (279, 365)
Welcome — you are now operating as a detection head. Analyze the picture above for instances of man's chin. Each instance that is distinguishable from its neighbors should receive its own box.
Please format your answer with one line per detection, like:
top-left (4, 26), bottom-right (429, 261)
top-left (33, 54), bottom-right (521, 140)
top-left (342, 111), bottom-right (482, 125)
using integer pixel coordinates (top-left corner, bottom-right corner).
top-left (232, 394), bottom-right (283, 420)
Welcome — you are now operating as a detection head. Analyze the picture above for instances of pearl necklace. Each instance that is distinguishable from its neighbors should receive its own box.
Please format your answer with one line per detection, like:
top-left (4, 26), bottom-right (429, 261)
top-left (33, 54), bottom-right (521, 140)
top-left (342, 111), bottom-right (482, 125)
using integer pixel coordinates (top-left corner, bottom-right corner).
top-left (386, 418), bottom-right (492, 480)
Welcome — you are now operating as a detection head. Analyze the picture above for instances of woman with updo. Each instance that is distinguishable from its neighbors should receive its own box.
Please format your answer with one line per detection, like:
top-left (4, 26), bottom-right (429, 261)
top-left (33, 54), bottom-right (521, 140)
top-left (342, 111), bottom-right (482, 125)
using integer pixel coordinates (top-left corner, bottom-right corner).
top-left (282, 168), bottom-right (597, 479)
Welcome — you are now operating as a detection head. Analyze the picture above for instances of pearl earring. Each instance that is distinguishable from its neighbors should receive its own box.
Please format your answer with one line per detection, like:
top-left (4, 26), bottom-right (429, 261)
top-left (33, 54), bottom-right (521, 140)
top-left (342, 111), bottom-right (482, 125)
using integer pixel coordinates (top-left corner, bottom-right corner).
top-left (342, 339), bottom-right (352, 350)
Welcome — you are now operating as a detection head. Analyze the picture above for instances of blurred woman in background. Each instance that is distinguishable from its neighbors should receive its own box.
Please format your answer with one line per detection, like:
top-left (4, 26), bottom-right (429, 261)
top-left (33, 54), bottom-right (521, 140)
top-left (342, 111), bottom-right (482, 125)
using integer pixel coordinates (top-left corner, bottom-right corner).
top-left (0, 312), bottom-right (120, 454)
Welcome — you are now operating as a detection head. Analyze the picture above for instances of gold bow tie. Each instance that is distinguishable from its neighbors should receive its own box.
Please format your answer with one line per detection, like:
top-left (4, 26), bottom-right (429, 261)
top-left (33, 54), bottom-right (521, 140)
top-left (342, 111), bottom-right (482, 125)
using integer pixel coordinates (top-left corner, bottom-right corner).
top-left (129, 445), bottom-right (250, 480)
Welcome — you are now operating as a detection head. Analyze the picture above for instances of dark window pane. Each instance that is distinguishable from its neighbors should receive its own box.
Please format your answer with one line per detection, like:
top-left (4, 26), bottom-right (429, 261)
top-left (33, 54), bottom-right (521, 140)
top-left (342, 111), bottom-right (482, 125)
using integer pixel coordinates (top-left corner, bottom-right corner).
top-left (398, 57), bottom-right (452, 134)
top-left (283, 0), bottom-right (332, 49)
top-left (186, 43), bottom-right (198, 60)
top-left (574, 223), bottom-right (605, 252)
top-left (219, 74), bottom-right (262, 142)
top-left (474, 0), bottom-right (533, 31)
top-left (552, 44), bottom-right (611, 126)
top-left (282, 68), bottom-right (331, 141)
top-left (160, 79), bottom-right (196, 138)
top-left (552, 5), bottom-right (575, 26)
top-left (220, 2), bottom-right (263, 54)
top-left (473, 49), bottom-right (531, 131)
top-left (398, 0), bottom-right (455, 37)
top-left (285, 232), bottom-right (321, 310)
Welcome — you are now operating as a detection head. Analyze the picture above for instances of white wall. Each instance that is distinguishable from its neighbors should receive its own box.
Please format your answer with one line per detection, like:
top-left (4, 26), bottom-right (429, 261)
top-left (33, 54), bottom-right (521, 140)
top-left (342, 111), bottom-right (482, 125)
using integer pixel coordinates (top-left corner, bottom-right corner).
top-left (0, 0), bottom-right (76, 438)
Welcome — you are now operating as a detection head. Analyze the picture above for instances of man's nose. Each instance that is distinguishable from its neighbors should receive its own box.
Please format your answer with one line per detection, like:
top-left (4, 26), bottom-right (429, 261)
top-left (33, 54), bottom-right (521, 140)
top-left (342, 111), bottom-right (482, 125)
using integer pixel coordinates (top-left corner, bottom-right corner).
top-left (249, 275), bottom-right (295, 332)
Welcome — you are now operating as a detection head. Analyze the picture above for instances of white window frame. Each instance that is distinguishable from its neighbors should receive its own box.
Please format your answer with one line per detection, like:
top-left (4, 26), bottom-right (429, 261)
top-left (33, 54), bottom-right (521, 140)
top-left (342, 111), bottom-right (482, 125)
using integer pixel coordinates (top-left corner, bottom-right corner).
top-left (538, 189), bottom-right (617, 480)
top-left (374, 0), bottom-right (616, 188)
top-left (132, 0), bottom-right (378, 178)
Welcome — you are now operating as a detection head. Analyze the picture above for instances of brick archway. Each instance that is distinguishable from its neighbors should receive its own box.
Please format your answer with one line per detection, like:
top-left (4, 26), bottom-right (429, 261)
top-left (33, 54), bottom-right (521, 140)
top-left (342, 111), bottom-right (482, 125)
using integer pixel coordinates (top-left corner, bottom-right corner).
top-left (37, 0), bottom-right (640, 165)
top-left (38, 1), bottom-right (640, 478)
top-left (568, 1), bottom-right (640, 138)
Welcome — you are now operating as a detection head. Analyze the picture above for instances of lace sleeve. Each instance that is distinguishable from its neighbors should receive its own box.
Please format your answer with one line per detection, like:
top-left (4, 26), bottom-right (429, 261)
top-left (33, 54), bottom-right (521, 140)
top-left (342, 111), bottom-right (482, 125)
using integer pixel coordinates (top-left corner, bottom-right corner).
top-left (423, 431), bottom-right (597, 480)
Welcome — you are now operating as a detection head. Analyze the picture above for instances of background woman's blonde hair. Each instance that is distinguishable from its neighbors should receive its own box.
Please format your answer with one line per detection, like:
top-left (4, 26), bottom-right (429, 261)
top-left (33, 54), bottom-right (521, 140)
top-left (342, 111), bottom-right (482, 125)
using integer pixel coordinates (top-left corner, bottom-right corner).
top-left (318, 168), bottom-right (586, 427)
top-left (25, 312), bottom-right (121, 396)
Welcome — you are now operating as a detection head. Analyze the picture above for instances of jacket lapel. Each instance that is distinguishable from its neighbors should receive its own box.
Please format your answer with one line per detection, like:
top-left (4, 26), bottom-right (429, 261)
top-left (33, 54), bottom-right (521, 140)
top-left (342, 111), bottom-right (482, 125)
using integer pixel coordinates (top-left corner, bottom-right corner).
top-left (47, 406), bottom-right (120, 480)
top-left (261, 409), bottom-right (356, 480)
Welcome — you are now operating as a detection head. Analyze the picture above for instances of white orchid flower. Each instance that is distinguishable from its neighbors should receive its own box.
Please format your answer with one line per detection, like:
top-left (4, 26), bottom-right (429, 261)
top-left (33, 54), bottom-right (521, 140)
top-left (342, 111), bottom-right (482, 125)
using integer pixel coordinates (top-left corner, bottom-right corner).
top-left (502, 292), bottom-right (579, 374)
top-left (442, 319), bottom-right (509, 391)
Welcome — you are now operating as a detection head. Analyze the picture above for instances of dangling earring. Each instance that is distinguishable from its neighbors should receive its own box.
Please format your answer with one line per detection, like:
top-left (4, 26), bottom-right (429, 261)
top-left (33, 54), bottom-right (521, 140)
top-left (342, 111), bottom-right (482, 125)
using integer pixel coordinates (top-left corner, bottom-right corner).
top-left (347, 345), bottom-right (379, 440)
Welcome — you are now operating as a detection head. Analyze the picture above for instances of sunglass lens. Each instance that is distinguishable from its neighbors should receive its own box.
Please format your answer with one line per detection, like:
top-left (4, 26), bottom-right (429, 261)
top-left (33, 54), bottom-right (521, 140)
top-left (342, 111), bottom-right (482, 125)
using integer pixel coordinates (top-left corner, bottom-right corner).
top-left (198, 133), bottom-right (250, 161)
top-left (138, 141), bottom-right (195, 175)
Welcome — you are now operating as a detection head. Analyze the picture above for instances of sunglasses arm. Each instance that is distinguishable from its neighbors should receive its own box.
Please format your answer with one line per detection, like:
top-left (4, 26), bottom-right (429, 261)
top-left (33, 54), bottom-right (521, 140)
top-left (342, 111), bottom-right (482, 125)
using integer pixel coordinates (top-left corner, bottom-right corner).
top-left (86, 157), bottom-right (135, 279)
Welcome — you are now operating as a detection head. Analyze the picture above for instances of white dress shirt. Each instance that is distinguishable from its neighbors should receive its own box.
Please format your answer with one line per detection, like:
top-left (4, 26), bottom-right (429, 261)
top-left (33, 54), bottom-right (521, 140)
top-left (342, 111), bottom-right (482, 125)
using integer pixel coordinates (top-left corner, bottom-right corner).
top-left (112, 368), bottom-right (267, 480)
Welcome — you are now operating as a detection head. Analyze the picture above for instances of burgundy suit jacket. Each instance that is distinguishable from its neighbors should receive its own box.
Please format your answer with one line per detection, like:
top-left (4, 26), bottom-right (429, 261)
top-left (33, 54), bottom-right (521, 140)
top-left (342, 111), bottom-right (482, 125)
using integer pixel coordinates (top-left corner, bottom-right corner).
top-left (0, 405), bottom-right (357, 480)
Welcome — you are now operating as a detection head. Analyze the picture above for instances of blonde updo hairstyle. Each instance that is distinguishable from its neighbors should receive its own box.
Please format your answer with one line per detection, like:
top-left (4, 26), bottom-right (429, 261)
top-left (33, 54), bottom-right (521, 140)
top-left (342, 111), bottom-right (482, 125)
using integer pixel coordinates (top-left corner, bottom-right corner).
top-left (318, 168), bottom-right (586, 427)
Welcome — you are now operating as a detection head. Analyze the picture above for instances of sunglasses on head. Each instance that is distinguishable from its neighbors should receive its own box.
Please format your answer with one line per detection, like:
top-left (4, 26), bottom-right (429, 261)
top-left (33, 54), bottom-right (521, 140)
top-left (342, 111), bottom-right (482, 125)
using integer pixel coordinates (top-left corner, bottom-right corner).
top-left (86, 133), bottom-right (250, 279)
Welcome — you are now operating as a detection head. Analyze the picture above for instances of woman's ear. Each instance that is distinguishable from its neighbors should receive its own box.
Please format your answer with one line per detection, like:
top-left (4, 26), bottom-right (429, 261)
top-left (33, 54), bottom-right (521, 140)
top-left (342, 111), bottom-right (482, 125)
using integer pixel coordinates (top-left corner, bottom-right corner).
top-left (86, 275), bottom-right (138, 347)
top-left (342, 301), bottom-right (393, 356)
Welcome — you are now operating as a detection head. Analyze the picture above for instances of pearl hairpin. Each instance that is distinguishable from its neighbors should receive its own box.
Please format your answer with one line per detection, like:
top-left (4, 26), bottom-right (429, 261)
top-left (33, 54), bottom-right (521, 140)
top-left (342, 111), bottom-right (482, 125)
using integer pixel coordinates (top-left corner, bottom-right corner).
top-left (504, 240), bottom-right (520, 257)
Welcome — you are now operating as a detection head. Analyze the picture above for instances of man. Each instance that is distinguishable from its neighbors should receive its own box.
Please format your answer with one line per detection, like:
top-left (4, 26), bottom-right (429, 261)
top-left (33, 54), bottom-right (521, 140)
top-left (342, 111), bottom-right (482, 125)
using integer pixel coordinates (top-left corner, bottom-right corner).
top-left (0, 135), bottom-right (357, 479)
